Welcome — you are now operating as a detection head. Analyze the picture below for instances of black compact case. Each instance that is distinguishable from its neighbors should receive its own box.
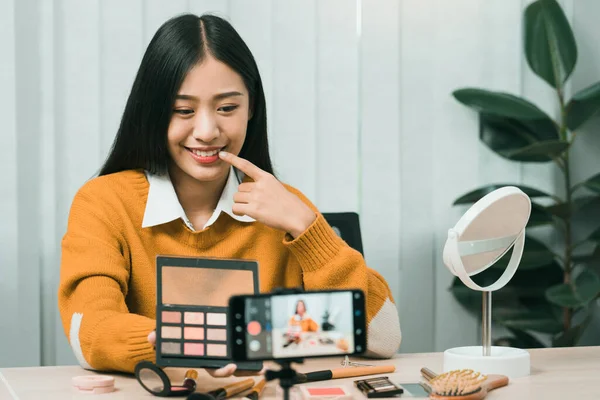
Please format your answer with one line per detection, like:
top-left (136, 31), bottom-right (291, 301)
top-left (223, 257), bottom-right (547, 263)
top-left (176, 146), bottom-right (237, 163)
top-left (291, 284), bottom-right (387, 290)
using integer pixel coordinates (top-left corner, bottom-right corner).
top-left (155, 255), bottom-right (263, 371)
top-left (355, 376), bottom-right (404, 398)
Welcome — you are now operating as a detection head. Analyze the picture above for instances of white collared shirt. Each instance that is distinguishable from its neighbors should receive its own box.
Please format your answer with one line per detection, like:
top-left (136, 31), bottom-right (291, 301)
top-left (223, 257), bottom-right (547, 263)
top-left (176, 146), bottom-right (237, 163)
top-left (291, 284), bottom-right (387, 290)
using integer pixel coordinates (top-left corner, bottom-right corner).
top-left (142, 166), bottom-right (255, 231)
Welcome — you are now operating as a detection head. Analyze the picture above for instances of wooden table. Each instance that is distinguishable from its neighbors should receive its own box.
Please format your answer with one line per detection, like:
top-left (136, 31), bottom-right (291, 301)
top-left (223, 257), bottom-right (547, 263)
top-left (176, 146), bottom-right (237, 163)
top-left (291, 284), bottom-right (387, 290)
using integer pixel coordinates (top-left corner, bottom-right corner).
top-left (0, 347), bottom-right (598, 399)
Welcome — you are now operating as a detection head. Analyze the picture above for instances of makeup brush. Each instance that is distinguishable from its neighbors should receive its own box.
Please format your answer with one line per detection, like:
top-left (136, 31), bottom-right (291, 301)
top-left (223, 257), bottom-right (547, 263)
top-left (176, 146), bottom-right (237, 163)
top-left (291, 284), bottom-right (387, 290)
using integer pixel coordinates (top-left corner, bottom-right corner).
top-left (187, 378), bottom-right (255, 400)
top-left (296, 365), bottom-right (395, 383)
top-left (243, 378), bottom-right (266, 400)
top-left (420, 367), bottom-right (509, 400)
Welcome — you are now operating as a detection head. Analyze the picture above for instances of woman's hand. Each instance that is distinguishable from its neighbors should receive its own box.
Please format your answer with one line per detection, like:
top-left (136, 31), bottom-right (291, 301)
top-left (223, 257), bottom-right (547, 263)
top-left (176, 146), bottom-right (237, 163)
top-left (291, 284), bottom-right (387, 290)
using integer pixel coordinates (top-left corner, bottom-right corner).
top-left (219, 151), bottom-right (316, 238)
top-left (147, 331), bottom-right (262, 377)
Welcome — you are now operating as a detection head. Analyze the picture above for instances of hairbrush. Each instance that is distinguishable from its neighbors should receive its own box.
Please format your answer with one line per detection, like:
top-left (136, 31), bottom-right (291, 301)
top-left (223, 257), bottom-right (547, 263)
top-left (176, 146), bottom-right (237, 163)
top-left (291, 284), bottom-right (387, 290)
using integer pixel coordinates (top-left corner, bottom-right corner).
top-left (420, 368), bottom-right (509, 400)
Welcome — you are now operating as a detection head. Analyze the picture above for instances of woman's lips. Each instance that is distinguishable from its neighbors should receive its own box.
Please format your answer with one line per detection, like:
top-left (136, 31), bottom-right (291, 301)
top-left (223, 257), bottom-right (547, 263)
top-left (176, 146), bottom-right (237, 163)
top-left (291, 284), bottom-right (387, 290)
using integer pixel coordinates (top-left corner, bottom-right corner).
top-left (185, 147), bottom-right (223, 164)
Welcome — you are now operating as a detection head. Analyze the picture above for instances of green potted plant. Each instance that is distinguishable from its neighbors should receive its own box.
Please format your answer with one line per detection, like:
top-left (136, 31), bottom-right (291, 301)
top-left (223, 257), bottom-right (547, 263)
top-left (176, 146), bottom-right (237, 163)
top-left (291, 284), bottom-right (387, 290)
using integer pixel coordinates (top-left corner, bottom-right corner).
top-left (449, 0), bottom-right (600, 348)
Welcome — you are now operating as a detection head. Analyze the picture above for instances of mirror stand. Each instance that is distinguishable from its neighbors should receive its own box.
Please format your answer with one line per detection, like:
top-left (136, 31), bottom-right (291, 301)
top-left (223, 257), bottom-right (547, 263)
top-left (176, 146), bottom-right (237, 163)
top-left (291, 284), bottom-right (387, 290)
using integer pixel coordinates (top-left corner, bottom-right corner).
top-left (442, 186), bottom-right (532, 379)
top-left (482, 291), bottom-right (491, 357)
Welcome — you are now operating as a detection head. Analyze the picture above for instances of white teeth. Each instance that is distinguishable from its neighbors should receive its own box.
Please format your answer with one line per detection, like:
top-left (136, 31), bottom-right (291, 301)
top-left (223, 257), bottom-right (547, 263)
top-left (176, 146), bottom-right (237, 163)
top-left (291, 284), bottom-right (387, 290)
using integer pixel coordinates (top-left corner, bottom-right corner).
top-left (191, 149), bottom-right (219, 157)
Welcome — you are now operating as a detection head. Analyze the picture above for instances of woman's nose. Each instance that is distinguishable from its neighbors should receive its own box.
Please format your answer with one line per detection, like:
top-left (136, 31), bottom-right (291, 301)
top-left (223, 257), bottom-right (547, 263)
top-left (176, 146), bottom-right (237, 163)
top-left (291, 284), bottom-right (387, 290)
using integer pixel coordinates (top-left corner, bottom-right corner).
top-left (192, 112), bottom-right (219, 142)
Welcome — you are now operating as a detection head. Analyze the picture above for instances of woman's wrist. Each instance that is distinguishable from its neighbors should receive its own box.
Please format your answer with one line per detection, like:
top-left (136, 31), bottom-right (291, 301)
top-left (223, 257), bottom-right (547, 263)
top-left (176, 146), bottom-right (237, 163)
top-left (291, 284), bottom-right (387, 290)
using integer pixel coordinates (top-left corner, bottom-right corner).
top-left (287, 207), bottom-right (316, 239)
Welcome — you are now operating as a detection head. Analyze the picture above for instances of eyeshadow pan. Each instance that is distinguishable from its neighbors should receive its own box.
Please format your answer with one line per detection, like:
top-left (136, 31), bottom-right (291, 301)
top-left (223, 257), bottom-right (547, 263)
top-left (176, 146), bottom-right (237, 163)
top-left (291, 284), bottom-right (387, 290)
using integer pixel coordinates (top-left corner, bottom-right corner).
top-left (184, 312), bottom-right (204, 325)
top-left (162, 326), bottom-right (182, 339)
top-left (207, 328), bottom-right (227, 341)
top-left (162, 311), bottom-right (181, 323)
top-left (207, 313), bottom-right (226, 326)
top-left (162, 342), bottom-right (181, 354)
top-left (184, 327), bottom-right (204, 340)
top-left (206, 343), bottom-right (227, 357)
top-left (184, 343), bottom-right (204, 356)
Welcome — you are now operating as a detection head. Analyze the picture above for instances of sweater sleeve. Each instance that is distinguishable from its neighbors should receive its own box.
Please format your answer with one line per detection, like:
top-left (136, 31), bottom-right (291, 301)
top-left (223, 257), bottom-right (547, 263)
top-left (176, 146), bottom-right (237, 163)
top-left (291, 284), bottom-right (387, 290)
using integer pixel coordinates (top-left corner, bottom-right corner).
top-left (282, 187), bottom-right (402, 358)
top-left (58, 185), bottom-right (156, 373)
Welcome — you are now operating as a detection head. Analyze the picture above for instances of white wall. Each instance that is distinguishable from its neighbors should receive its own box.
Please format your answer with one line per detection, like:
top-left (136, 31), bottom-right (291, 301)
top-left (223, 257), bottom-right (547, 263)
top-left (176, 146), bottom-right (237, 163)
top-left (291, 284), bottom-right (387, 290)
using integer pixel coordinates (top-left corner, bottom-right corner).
top-left (1, 0), bottom-right (598, 367)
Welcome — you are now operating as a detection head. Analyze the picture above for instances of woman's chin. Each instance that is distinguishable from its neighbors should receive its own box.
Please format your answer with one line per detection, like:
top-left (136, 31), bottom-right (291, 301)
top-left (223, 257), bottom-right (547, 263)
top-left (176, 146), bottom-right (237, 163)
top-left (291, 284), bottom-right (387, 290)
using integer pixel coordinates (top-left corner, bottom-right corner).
top-left (187, 165), bottom-right (229, 183)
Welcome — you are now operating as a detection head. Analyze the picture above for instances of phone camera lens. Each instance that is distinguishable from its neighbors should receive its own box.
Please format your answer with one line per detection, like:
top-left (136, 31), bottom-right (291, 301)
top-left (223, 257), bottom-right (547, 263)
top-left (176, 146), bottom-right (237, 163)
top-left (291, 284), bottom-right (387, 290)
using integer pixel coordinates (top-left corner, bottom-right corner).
top-left (355, 310), bottom-right (361, 317)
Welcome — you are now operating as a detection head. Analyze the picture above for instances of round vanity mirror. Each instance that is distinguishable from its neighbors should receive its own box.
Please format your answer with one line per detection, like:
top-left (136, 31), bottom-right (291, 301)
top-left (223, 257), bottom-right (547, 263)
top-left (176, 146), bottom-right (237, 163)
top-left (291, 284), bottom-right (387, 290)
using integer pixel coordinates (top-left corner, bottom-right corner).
top-left (441, 186), bottom-right (532, 379)
top-left (443, 186), bottom-right (531, 291)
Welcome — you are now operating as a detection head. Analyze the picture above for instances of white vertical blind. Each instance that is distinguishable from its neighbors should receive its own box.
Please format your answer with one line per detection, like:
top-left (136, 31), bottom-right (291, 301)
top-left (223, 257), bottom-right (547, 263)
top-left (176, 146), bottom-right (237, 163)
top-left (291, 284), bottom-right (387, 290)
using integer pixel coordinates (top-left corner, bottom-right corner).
top-left (0, 0), bottom-right (597, 367)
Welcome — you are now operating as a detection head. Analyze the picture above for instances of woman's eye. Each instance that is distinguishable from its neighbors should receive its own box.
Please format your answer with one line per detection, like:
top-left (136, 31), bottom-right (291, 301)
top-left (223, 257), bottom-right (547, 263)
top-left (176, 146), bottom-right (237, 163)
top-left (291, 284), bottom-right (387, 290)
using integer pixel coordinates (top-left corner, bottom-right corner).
top-left (218, 105), bottom-right (239, 113)
top-left (174, 109), bottom-right (194, 115)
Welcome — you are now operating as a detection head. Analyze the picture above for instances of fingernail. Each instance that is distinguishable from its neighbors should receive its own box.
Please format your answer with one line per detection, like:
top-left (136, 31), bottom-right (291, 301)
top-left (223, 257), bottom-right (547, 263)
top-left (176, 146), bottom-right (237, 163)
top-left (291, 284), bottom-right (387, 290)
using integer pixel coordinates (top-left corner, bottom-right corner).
top-left (219, 151), bottom-right (229, 157)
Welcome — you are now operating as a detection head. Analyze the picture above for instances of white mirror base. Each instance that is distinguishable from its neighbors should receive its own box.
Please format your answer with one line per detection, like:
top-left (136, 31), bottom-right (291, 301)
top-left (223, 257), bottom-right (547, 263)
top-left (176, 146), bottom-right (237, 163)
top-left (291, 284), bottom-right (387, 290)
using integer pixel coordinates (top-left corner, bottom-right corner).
top-left (443, 346), bottom-right (530, 379)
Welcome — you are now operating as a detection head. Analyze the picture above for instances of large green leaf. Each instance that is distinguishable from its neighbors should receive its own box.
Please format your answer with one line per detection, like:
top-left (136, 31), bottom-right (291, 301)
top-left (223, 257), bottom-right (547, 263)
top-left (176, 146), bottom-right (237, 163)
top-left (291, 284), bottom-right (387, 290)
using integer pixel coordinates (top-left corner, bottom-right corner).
top-left (494, 308), bottom-right (563, 334)
top-left (497, 140), bottom-right (569, 162)
top-left (545, 196), bottom-right (600, 219)
top-left (450, 261), bottom-right (563, 336)
top-left (479, 113), bottom-right (559, 147)
top-left (517, 236), bottom-right (556, 269)
top-left (451, 260), bottom-right (563, 313)
top-left (586, 226), bottom-right (600, 243)
top-left (579, 173), bottom-right (600, 194)
top-left (566, 81), bottom-right (600, 130)
top-left (524, 0), bottom-right (578, 89)
top-left (487, 236), bottom-right (557, 271)
top-left (453, 89), bottom-right (551, 120)
top-left (453, 184), bottom-right (552, 205)
top-left (572, 245), bottom-right (600, 266)
top-left (546, 269), bottom-right (600, 308)
top-left (506, 328), bottom-right (547, 349)
top-left (528, 202), bottom-right (555, 227)
top-left (552, 315), bottom-right (592, 347)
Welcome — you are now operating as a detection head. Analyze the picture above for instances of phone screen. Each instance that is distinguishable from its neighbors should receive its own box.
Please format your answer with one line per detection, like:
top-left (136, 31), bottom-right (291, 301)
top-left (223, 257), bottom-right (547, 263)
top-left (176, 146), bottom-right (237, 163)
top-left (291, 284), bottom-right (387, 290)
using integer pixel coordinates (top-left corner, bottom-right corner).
top-left (238, 291), bottom-right (364, 360)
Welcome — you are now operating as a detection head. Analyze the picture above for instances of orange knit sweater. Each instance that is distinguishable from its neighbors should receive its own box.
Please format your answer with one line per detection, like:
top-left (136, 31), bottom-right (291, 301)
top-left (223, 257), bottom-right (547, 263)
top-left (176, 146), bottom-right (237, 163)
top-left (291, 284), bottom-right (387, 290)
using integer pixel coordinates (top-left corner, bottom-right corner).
top-left (58, 170), bottom-right (396, 373)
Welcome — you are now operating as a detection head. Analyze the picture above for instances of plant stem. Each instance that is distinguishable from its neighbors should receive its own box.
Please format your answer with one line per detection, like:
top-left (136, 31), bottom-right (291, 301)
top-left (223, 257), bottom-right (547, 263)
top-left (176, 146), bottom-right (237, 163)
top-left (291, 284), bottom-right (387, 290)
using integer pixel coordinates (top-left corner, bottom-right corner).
top-left (563, 151), bottom-right (573, 332)
top-left (559, 93), bottom-right (573, 332)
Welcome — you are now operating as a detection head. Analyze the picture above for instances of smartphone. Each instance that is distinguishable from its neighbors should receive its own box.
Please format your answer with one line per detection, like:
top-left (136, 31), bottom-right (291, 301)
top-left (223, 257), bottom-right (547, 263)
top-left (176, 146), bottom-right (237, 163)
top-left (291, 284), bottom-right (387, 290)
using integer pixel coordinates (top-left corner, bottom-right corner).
top-left (398, 383), bottom-right (430, 398)
top-left (228, 289), bottom-right (366, 361)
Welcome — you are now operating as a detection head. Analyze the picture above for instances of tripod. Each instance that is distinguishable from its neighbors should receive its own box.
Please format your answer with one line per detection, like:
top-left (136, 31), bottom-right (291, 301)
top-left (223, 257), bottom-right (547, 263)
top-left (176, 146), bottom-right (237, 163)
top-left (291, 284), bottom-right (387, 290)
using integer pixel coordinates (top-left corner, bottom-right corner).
top-left (264, 359), bottom-right (303, 400)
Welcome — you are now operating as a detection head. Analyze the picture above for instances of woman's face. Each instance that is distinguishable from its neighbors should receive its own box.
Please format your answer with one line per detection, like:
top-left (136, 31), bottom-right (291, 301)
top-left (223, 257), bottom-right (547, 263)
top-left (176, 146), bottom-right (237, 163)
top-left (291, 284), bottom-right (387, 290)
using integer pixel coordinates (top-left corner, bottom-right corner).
top-left (296, 301), bottom-right (306, 316)
top-left (167, 54), bottom-right (251, 183)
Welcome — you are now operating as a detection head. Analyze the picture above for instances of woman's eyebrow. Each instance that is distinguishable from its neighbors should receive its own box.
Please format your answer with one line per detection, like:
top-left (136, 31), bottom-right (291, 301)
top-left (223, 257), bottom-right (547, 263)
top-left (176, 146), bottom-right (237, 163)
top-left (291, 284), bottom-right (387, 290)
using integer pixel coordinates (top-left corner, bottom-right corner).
top-left (214, 91), bottom-right (243, 100)
top-left (175, 92), bottom-right (244, 101)
top-left (175, 94), bottom-right (197, 101)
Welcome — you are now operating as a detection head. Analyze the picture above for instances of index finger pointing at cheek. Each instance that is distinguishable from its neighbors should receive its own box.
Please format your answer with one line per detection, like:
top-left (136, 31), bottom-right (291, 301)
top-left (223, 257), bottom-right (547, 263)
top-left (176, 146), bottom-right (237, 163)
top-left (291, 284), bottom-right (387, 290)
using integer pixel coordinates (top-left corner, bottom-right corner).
top-left (219, 151), bottom-right (264, 180)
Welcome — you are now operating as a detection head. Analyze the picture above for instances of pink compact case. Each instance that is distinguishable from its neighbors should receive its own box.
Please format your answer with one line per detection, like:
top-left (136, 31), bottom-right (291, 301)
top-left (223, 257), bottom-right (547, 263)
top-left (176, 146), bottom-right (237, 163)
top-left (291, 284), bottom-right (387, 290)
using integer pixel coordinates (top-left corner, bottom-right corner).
top-left (72, 375), bottom-right (115, 394)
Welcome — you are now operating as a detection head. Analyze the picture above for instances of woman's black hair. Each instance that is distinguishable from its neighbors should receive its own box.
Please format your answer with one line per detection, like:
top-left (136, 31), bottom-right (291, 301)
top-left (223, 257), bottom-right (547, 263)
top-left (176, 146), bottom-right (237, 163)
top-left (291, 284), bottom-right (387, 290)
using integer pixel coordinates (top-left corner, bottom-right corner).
top-left (99, 13), bottom-right (273, 176)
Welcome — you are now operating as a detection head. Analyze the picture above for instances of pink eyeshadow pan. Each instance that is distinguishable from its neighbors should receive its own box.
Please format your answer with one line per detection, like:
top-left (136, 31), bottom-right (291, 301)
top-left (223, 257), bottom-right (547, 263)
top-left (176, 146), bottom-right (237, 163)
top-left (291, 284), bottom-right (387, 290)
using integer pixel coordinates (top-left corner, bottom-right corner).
top-left (206, 343), bottom-right (227, 357)
top-left (184, 342), bottom-right (204, 356)
top-left (207, 328), bottom-right (227, 341)
top-left (184, 312), bottom-right (204, 325)
top-left (184, 327), bottom-right (204, 340)
top-left (162, 311), bottom-right (181, 323)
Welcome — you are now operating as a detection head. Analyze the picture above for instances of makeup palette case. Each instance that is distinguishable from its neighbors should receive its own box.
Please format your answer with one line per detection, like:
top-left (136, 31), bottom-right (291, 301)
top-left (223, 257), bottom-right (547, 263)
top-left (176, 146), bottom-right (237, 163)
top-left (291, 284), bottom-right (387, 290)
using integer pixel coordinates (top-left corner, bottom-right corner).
top-left (155, 255), bottom-right (263, 371)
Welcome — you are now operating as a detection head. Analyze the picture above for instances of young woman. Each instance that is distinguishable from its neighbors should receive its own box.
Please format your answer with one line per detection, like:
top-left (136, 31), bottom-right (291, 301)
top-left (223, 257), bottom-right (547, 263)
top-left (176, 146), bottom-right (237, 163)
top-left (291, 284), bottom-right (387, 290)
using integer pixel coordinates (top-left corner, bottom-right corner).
top-left (58, 13), bottom-right (401, 375)
top-left (288, 300), bottom-right (318, 333)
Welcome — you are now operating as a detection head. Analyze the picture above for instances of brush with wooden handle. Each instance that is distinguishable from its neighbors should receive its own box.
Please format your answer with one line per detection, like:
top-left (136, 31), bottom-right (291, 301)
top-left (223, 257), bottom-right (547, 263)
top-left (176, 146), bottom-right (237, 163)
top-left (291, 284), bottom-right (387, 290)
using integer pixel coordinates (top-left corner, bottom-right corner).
top-left (296, 365), bottom-right (396, 383)
top-left (420, 368), bottom-right (509, 400)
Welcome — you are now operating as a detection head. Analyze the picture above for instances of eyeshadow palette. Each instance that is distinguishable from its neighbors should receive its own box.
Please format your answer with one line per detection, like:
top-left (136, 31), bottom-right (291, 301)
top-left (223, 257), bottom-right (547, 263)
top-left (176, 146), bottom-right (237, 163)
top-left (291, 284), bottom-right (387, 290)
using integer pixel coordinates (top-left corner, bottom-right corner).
top-left (156, 255), bottom-right (262, 371)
